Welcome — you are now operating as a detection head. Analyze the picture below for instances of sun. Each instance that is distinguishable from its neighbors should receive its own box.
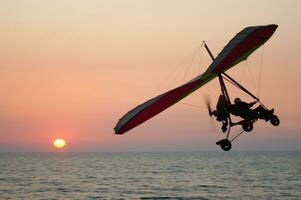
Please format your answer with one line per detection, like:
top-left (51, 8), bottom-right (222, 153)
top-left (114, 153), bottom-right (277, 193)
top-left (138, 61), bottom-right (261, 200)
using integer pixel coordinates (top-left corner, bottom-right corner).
top-left (53, 138), bottom-right (66, 148)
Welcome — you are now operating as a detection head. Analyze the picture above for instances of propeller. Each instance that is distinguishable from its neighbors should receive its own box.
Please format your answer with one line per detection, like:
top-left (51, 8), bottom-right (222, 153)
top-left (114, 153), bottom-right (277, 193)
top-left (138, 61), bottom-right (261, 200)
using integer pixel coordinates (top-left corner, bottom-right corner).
top-left (204, 95), bottom-right (213, 117)
top-left (203, 95), bottom-right (219, 134)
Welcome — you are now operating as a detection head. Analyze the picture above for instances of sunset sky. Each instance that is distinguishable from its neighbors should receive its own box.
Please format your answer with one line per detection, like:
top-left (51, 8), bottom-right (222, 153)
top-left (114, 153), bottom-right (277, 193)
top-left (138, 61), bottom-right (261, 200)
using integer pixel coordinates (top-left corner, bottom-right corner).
top-left (0, 0), bottom-right (300, 151)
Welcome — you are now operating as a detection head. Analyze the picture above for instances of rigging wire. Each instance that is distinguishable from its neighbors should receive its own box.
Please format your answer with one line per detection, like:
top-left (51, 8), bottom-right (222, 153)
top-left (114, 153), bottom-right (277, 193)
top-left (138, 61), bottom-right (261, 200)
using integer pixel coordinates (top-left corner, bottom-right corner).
top-left (197, 43), bottom-right (204, 73)
top-left (257, 45), bottom-right (265, 99)
top-left (182, 44), bottom-right (203, 82)
top-left (152, 45), bottom-right (201, 93)
top-left (245, 60), bottom-right (258, 97)
top-left (236, 61), bottom-right (247, 97)
top-left (151, 61), bottom-right (183, 93)
top-left (178, 101), bottom-right (207, 110)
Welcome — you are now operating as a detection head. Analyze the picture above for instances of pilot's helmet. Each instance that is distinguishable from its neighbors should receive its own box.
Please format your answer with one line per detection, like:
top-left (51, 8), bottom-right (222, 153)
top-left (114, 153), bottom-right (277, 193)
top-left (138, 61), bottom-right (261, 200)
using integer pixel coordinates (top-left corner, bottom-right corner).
top-left (234, 98), bottom-right (241, 104)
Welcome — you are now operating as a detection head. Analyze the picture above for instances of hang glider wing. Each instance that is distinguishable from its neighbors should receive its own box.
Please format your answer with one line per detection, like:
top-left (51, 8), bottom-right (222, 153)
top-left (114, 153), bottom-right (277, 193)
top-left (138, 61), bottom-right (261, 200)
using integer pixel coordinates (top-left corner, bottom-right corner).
top-left (115, 24), bottom-right (278, 135)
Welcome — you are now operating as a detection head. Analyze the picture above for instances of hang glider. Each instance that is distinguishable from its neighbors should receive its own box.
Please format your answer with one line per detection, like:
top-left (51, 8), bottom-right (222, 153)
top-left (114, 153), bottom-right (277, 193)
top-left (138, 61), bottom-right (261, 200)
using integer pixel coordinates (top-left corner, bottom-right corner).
top-left (114, 24), bottom-right (278, 137)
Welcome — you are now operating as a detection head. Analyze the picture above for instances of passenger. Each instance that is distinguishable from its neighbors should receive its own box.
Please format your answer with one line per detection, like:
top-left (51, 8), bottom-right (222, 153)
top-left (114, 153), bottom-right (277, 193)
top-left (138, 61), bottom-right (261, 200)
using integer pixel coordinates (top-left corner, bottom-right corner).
top-left (230, 98), bottom-right (257, 119)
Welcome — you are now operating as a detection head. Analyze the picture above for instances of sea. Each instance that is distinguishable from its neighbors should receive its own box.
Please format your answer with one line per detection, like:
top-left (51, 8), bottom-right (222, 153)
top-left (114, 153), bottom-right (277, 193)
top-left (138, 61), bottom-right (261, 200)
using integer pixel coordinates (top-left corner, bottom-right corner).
top-left (0, 152), bottom-right (300, 200)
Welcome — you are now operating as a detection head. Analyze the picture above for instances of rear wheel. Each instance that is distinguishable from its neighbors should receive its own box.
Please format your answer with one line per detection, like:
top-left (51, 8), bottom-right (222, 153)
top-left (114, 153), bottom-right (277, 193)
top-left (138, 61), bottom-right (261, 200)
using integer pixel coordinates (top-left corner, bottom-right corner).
top-left (242, 122), bottom-right (253, 132)
top-left (270, 116), bottom-right (280, 126)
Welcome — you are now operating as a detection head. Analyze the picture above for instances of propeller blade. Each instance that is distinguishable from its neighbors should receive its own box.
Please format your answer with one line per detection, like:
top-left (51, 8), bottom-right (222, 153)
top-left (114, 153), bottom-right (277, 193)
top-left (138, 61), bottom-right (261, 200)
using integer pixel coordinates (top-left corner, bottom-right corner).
top-left (204, 95), bottom-right (213, 117)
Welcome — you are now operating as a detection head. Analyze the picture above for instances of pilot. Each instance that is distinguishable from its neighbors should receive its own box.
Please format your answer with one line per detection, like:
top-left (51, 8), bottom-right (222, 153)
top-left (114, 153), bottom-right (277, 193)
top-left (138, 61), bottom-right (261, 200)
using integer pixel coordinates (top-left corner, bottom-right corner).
top-left (212, 95), bottom-right (230, 132)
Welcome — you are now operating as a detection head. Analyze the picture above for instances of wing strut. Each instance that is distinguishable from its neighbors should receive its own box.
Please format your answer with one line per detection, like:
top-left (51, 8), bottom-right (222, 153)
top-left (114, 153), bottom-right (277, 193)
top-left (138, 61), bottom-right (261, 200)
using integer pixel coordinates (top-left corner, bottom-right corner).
top-left (204, 42), bottom-right (231, 103)
top-left (204, 42), bottom-right (233, 137)
top-left (203, 41), bottom-right (215, 61)
top-left (204, 41), bottom-right (232, 104)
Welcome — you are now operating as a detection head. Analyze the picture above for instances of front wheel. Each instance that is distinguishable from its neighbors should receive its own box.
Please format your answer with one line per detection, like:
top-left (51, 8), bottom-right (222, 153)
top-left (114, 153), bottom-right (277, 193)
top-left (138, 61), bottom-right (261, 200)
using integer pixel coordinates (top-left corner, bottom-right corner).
top-left (270, 116), bottom-right (280, 126)
top-left (217, 139), bottom-right (232, 151)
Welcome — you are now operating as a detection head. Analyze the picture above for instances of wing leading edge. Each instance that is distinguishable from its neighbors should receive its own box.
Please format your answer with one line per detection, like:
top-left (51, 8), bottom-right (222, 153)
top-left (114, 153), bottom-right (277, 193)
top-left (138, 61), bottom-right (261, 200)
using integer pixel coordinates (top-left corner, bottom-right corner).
top-left (115, 24), bottom-right (278, 135)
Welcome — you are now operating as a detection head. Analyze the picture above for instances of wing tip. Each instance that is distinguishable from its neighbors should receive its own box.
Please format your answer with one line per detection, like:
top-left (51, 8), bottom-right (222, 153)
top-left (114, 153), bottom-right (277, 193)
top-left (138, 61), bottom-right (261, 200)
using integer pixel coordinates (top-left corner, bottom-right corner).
top-left (114, 126), bottom-right (126, 135)
top-left (114, 127), bottom-right (121, 135)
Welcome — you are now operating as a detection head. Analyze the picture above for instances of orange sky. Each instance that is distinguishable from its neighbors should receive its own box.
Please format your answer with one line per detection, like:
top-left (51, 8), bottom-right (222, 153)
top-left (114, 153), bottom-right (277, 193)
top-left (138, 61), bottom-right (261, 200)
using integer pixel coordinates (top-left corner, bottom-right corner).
top-left (0, 0), bottom-right (300, 151)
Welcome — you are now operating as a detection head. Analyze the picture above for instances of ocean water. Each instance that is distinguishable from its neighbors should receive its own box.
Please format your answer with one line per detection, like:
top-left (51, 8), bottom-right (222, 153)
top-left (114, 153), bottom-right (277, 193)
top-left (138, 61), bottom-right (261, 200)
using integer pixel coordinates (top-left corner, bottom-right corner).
top-left (0, 152), bottom-right (300, 200)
